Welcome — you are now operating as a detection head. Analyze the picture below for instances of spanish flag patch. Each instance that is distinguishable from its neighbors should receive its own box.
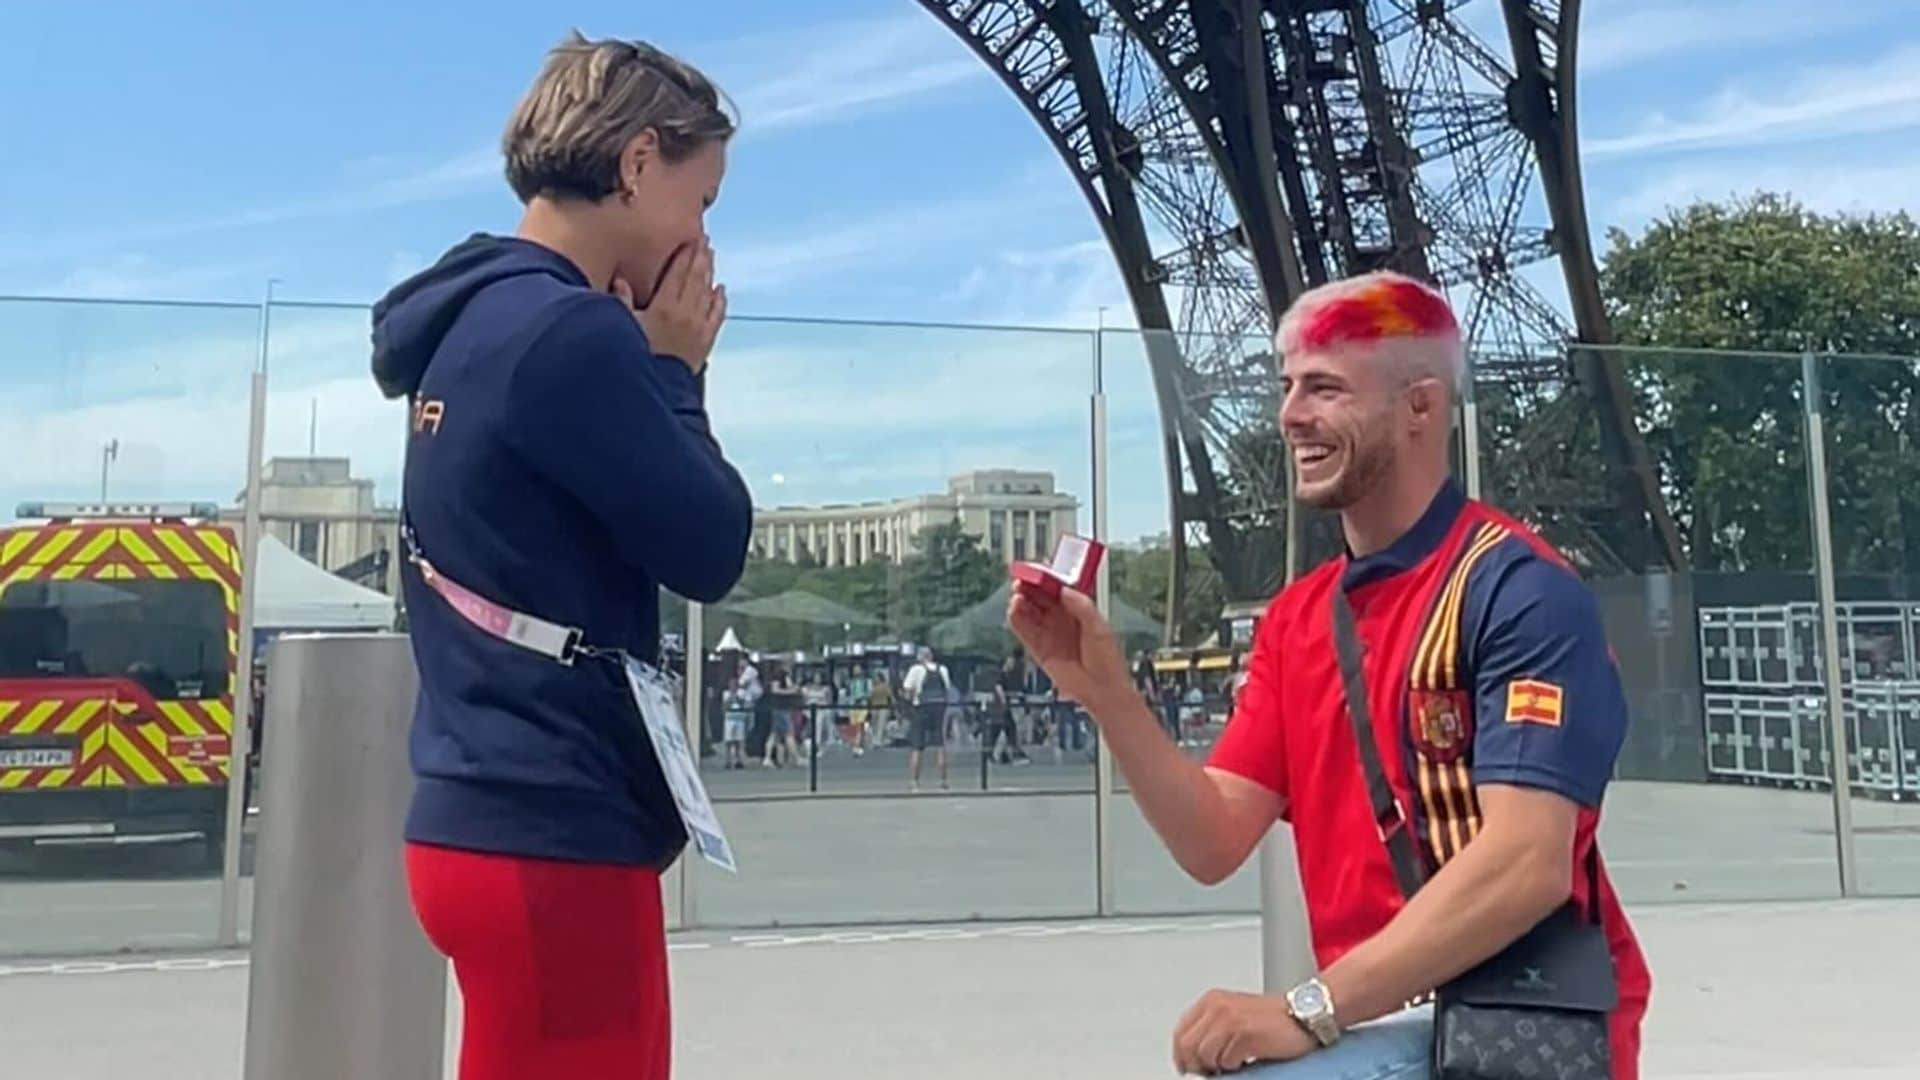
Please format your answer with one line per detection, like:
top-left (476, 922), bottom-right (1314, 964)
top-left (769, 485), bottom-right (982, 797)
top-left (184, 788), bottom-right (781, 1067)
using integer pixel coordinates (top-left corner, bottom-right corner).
top-left (1506, 679), bottom-right (1564, 727)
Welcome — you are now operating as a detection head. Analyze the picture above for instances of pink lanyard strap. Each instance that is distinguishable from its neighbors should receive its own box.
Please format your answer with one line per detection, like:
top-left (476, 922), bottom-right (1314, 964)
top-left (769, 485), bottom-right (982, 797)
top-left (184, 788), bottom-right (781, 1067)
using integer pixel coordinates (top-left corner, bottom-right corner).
top-left (402, 523), bottom-right (602, 666)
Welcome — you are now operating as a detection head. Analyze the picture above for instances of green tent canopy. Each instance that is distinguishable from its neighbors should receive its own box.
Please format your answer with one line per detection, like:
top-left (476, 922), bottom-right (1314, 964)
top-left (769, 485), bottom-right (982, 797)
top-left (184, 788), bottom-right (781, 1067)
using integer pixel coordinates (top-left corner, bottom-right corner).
top-left (927, 580), bottom-right (1162, 655)
top-left (719, 589), bottom-right (882, 628)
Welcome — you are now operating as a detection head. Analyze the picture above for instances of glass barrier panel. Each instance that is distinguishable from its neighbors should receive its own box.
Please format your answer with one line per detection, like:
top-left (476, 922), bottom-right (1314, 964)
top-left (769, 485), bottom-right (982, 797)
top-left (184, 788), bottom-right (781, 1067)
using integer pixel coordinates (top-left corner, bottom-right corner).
top-left (1490, 346), bottom-right (1843, 903)
top-left (0, 296), bottom-right (260, 955)
top-left (1102, 326), bottom-right (1265, 914)
top-left (687, 316), bottom-right (1099, 923)
top-left (234, 301), bottom-right (406, 943)
top-left (1816, 351), bottom-right (1920, 898)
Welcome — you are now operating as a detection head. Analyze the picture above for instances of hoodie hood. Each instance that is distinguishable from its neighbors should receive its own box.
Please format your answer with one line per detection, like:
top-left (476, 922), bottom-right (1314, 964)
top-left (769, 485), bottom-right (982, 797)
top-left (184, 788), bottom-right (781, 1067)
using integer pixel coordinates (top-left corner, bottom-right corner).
top-left (370, 234), bottom-right (589, 399)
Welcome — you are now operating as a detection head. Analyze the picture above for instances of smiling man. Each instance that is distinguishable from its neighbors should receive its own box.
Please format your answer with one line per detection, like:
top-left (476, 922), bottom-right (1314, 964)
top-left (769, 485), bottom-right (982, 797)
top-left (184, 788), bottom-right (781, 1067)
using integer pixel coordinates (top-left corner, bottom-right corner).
top-left (1009, 271), bottom-right (1650, 1078)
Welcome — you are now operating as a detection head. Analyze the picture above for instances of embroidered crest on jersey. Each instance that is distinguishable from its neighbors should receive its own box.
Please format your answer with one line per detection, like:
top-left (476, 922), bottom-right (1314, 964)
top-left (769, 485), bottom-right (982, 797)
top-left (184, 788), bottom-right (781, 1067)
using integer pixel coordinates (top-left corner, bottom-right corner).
top-left (1408, 689), bottom-right (1472, 763)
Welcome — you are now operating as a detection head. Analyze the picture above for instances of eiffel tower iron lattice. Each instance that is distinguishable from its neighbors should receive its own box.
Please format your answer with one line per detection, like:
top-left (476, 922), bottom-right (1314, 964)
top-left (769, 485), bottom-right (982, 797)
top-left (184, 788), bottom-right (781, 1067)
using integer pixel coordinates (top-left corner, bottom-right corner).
top-left (915, 0), bottom-right (1685, 637)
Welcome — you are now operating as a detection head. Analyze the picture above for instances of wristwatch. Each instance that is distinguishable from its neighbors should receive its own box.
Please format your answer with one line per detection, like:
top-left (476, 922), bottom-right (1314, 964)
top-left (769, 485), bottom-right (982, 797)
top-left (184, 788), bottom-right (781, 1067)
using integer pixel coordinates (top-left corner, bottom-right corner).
top-left (1285, 976), bottom-right (1342, 1048)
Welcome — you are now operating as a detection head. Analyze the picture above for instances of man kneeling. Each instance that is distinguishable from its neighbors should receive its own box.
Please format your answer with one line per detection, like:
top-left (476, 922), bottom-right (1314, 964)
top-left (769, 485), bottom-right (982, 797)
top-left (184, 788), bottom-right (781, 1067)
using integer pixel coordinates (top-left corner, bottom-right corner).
top-left (1008, 272), bottom-right (1650, 1078)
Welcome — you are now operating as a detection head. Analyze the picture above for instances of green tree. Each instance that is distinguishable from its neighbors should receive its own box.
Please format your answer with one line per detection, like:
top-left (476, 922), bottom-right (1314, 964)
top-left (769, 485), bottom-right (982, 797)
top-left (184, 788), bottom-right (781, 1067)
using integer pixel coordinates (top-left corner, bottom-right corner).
top-left (895, 521), bottom-right (1000, 638)
top-left (1112, 542), bottom-right (1226, 646)
top-left (1597, 193), bottom-right (1920, 574)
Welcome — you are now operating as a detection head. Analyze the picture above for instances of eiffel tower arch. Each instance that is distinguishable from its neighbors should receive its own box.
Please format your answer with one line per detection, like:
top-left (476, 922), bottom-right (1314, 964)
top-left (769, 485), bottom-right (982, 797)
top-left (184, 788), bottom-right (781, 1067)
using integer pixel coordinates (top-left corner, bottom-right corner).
top-left (917, 0), bottom-right (1684, 638)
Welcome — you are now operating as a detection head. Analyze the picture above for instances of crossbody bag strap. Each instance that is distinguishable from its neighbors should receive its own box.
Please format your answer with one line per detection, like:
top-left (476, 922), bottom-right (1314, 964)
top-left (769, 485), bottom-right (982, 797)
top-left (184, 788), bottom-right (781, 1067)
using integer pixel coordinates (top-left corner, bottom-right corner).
top-left (1331, 586), bottom-right (1428, 900)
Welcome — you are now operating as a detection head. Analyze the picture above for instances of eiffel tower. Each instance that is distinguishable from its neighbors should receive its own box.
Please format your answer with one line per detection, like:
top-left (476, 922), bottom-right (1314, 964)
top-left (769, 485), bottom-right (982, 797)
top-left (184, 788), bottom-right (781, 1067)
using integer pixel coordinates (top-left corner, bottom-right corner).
top-left (916, 0), bottom-right (1684, 635)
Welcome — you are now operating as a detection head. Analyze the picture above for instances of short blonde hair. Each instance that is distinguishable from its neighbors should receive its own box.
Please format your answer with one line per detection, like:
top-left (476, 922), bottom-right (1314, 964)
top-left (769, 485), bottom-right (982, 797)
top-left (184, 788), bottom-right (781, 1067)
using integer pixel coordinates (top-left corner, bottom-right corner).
top-left (1275, 270), bottom-right (1466, 392)
top-left (502, 31), bottom-right (735, 204)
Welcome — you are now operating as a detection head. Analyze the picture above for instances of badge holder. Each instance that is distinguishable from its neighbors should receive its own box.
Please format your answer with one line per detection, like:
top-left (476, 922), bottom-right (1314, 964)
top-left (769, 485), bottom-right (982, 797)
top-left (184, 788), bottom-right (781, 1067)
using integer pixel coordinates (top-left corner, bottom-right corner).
top-left (620, 659), bottom-right (738, 873)
top-left (1011, 533), bottom-right (1106, 598)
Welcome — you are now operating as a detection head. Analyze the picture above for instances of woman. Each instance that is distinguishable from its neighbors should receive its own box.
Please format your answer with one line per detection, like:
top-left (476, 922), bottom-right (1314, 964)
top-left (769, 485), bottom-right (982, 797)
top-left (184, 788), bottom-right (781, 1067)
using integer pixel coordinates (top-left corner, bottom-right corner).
top-left (723, 663), bottom-right (757, 769)
top-left (869, 671), bottom-right (897, 747)
top-left (370, 33), bottom-right (748, 1080)
top-left (845, 664), bottom-right (871, 755)
top-left (800, 668), bottom-right (833, 758)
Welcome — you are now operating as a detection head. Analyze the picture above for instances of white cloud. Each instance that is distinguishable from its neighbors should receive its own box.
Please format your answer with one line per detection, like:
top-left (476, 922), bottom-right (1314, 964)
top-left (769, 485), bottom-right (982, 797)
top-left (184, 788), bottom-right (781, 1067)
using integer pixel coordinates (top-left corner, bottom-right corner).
top-left (945, 240), bottom-right (1135, 330)
top-left (1585, 43), bottom-right (1920, 159)
top-left (714, 165), bottom-right (1080, 301)
top-left (0, 308), bottom-right (402, 514)
top-left (4, 15), bottom-right (987, 277)
top-left (701, 317), bottom-right (1108, 513)
top-left (1607, 147), bottom-right (1920, 223)
top-left (0, 150), bottom-right (502, 273)
top-left (725, 14), bottom-right (988, 134)
top-left (1580, 0), bottom-right (1907, 73)
top-left (0, 292), bottom-right (1177, 545)
top-left (44, 255), bottom-right (275, 302)
top-left (0, 312), bottom-right (402, 512)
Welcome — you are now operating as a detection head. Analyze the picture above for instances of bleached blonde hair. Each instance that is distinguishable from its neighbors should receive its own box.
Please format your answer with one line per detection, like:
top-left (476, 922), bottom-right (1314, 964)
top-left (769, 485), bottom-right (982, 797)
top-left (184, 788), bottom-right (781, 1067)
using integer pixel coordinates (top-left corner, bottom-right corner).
top-left (1275, 270), bottom-right (1466, 394)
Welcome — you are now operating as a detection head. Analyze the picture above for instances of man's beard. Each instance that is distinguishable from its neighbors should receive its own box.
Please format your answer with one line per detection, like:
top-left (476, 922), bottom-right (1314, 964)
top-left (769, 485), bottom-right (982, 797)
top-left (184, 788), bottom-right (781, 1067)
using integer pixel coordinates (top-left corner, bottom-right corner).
top-left (1296, 430), bottom-right (1395, 511)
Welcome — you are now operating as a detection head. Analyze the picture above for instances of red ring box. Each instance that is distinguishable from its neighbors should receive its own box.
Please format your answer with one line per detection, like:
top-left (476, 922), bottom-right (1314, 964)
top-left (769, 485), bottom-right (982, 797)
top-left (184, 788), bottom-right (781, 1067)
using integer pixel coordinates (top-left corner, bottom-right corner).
top-left (1011, 534), bottom-right (1105, 598)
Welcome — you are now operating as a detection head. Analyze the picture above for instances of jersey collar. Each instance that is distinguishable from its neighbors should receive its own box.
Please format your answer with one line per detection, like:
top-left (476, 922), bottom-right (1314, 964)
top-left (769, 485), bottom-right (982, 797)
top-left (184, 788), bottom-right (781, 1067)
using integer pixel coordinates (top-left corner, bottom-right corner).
top-left (1340, 479), bottom-right (1467, 592)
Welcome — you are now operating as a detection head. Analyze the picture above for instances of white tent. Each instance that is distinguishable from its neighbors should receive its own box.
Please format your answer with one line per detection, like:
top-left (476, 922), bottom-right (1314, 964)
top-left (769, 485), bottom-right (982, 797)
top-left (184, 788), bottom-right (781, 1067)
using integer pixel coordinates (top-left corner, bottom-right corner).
top-left (715, 626), bottom-right (745, 652)
top-left (252, 534), bottom-right (397, 631)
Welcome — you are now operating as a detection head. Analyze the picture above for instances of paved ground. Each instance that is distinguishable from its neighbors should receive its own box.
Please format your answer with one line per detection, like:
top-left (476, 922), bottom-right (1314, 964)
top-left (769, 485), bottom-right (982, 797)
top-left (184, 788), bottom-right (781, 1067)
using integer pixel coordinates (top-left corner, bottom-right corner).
top-left (2, 773), bottom-right (1915, 956)
top-left (0, 899), bottom-right (1913, 1078)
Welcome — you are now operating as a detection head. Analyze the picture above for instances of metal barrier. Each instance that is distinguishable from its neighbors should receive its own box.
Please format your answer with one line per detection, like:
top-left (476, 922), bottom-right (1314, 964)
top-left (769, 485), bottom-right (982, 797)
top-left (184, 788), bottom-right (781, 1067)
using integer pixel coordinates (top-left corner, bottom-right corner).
top-left (243, 634), bottom-right (447, 1080)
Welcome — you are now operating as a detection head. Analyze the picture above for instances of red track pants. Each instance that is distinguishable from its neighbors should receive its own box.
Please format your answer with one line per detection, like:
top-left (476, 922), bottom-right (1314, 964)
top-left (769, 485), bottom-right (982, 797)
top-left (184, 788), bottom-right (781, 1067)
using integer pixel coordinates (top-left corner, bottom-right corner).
top-left (406, 842), bottom-right (671, 1080)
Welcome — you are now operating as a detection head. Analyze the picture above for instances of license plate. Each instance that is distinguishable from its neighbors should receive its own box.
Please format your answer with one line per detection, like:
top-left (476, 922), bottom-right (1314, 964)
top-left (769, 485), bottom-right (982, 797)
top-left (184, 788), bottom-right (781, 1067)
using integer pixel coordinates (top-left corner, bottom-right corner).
top-left (0, 748), bottom-right (74, 769)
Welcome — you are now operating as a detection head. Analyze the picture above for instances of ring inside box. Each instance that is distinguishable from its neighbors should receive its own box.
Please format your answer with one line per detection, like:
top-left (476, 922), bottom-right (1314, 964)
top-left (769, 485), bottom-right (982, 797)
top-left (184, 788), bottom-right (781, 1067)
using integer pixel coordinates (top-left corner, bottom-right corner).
top-left (1012, 534), bottom-right (1104, 596)
top-left (1048, 535), bottom-right (1092, 582)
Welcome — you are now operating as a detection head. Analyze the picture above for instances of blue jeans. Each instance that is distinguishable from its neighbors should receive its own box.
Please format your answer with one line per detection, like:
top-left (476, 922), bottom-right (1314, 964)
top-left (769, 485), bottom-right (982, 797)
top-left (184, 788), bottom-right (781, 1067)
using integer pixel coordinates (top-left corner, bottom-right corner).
top-left (1236, 1006), bottom-right (1432, 1079)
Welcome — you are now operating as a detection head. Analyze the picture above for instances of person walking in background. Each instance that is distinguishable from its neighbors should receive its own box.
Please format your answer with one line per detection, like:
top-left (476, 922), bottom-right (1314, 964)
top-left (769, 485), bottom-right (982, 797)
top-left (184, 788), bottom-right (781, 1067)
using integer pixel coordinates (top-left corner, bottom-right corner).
top-left (902, 646), bottom-right (952, 792)
top-left (1180, 677), bottom-right (1207, 747)
top-left (869, 670), bottom-right (897, 748)
top-left (722, 662), bottom-right (758, 770)
top-left (988, 652), bottom-right (1032, 766)
top-left (801, 668), bottom-right (833, 760)
top-left (371, 32), bottom-right (747, 1080)
top-left (764, 663), bottom-right (802, 768)
top-left (846, 663), bottom-right (872, 755)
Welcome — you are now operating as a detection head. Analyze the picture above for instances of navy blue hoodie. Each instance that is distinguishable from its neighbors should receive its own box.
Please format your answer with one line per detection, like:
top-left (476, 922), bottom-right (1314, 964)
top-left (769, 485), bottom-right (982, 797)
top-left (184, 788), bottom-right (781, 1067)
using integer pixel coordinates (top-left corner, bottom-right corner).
top-left (371, 234), bottom-right (751, 868)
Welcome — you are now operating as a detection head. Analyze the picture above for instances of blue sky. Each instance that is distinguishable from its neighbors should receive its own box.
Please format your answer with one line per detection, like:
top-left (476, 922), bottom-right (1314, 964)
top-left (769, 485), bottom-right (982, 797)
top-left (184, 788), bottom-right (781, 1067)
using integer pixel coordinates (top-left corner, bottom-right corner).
top-left (2, 0), bottom-right (1917, 543)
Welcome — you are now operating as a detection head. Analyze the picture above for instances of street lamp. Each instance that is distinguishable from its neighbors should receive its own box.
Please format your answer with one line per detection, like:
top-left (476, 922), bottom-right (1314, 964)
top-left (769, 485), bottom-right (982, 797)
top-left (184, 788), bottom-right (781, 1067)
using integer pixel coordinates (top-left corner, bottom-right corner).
top-left (100, 439), bottom-right (119, 501)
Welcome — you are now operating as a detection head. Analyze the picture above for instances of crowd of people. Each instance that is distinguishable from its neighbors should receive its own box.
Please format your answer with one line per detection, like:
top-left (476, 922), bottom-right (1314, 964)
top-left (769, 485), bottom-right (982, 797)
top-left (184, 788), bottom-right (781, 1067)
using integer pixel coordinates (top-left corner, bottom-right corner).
top-left (706, 647), bottom-right (1238, 770)
top-left (708, 645), bottom-right (1141, 788)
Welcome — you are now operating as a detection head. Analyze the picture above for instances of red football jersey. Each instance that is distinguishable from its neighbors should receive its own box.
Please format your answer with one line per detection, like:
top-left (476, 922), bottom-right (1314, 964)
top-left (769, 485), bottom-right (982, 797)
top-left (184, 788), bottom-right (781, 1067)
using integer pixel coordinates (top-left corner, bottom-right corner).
top-left (1209, 482), bottom-right (1651, 1078)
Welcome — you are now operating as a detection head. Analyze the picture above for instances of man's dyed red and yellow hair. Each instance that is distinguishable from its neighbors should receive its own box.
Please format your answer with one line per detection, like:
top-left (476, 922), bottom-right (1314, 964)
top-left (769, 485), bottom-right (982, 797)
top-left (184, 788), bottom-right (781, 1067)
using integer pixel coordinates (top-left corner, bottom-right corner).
top-left (1276, 270), bottom-right (1461, 365)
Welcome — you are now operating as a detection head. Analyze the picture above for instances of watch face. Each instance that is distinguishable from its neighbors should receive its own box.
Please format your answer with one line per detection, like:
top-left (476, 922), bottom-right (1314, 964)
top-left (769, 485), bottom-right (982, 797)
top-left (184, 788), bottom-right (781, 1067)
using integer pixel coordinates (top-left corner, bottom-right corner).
top-left (1291, 983), bottom-right (1327, 1015)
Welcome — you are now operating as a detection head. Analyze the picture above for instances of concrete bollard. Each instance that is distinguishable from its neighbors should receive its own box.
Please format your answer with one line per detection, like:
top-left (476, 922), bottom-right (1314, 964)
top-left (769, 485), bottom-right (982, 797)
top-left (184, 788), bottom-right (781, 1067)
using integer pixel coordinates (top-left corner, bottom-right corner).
top-left (243, 633), bottom-right (446, 1080)
top-left (1259, 826), bottom-right (1315, 994)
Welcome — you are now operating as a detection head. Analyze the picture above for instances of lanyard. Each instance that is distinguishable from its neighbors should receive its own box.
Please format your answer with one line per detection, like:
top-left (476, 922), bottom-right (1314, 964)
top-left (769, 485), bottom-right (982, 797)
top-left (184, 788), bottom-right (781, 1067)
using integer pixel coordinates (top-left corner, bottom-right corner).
top-left (400, 522), bottom-right (735, 873)
top-left (402, 523), bottom-right (610, 666)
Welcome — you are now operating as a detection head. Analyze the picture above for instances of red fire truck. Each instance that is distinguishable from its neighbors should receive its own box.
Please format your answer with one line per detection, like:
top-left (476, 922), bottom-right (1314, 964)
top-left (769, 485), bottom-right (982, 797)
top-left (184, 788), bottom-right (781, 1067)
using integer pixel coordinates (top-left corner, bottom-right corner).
top-left (0, 502), bottom-right (239, 865)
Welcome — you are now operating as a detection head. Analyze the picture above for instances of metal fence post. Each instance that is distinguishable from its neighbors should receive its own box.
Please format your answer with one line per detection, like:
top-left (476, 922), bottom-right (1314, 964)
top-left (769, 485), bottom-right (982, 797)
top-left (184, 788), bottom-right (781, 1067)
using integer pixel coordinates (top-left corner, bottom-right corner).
top-left (1461, 368), bottom-right (1484, 501)
top-left (1093, 327), bottom-right (1116, 916)
top-left (243, 633), bottom-right (446, 1080)
top-left (679, 600), bottom-right (705, 929)
top-left (218, 287), bottom-right (272, 946)
top-left (1261, 425), bottom-right (1313, 993)
top-left (1801, 351), bottom-right (1860, 897)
